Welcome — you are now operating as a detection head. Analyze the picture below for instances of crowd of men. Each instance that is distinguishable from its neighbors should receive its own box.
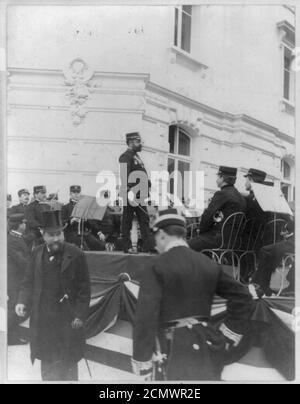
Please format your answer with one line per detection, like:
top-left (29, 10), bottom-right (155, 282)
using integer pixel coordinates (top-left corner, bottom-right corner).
top-left (6, 131), bottom-right (295, 381)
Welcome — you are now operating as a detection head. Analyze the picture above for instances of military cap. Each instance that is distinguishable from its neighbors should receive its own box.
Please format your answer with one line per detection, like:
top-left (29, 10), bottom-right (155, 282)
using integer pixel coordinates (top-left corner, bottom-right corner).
top-left (70, 185), bottom-right (81, 193)
top-left (9, 213), bottom-right (27, 225)
top-left (7, 194), bottom-right (12, 201)
top-left (18, 188), bottom-right (30, 197)
top-left (217, 166), bottom-right (237, 177)
top-left (244, 168), bottom-right (267, 184)
top-left (153, 208), bottom-right (186, 232)
top-left (126, 132), bottom-right (141, 142)
top-left (33, 185), bottom-right (47, 194)
top-left (41, 210), bottom-right (63, 231)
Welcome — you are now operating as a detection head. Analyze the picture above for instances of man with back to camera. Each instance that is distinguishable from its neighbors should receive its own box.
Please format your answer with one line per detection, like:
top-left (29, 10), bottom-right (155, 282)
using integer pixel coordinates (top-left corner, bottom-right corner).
top-left (15, 209), bottom-right (91, 381)
top-left (132, 208), bottom-right (254, 381)
top-left (119, 132), bottom-right (152, 254)
top-left (188, 166), bottom-right (246, 252)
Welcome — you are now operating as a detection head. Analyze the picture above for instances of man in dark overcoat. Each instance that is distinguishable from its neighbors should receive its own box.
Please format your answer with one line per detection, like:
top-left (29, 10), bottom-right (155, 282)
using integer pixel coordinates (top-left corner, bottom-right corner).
top-left (132, 209), bottom-right (254, 381)
top-left (7, 213), bottom-right (30, 345)
top-left (16, 210), bottom-right (91, 381)
top-left (188, 166), bottom-right (246, 252)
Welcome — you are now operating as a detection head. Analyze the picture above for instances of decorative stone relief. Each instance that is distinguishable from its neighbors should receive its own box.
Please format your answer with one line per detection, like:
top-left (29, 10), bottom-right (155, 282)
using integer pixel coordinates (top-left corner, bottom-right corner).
top-left (63, 58), bottom-right (101, 125)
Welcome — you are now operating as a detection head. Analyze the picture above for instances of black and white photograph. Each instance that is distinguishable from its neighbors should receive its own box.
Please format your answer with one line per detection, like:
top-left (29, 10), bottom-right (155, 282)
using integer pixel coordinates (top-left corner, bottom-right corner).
top-left (0, 0), bottom-right (298, 384)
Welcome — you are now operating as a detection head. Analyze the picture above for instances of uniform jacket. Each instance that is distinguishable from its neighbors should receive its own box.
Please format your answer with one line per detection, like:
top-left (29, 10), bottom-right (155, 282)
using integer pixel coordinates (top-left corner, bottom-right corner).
top-left (25, 200), bottom-right (50, 237)
top-left (133, 245), bottom-right (253, 363)
top-left (119, 149), bottom-right (151, 196)
top-left (244, 191), bottom-right (267, 222)
top-left (200, 184), bottom-right (246, 233)
top-left (61, 199), bottom-right (78, 234)
top-left (10, 203), bottom-right (28, 215)
top-left (7, 232), bottom-right (30, 297)
top-left (18, 242), bottom-right (91, 363)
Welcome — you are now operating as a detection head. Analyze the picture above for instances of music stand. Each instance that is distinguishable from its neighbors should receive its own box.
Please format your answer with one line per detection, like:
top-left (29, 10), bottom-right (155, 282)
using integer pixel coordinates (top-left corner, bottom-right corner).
top-left (71, 195), bottom-right (108, 250)
top-left (251, 183), bottom-right (293, 244)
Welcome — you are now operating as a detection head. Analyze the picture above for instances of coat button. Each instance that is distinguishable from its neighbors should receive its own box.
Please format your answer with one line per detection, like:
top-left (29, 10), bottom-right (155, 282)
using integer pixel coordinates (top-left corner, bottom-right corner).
top-left (192, 344), bottom-right (200, 350)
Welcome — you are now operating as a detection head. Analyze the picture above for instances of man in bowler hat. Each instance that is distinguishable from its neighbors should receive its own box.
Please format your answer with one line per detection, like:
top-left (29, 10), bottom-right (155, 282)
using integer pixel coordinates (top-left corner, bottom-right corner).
top-left (16, 210), bottom-right (91, 381)
top-left (119, 132), bottom-right (151, 253)
top-left (188, 166), bottom-right (246, 252)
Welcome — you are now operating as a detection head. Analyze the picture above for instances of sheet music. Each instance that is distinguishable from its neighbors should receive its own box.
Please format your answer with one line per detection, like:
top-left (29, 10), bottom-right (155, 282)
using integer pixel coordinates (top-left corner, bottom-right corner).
top-left (251, 183), bottom-right (293, 215)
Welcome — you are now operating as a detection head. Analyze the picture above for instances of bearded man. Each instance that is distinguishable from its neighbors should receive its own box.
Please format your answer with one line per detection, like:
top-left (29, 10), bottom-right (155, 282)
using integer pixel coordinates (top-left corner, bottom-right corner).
top-left (16, 210), bottom-right (91, 381)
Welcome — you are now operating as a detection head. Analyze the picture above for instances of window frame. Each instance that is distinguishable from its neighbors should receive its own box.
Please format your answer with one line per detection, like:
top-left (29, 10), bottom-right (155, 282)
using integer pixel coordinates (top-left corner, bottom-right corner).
top-left (168, 125), bottom-right (192, 201)
top-left (283, 45), bottom-right (295, 103)
top-left (174, 5), bottom-right (192, 54)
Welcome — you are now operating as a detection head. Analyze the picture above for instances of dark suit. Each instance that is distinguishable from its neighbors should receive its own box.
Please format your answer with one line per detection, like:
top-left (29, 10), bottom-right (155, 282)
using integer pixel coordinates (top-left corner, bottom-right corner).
top-left (7, 232), bottom-right (30, 341)
top-left (132, 245), bottom-right (253, 380)
top-left (189, 184), bottom-right (246, 252)
top-left (119, 148), bottom-right (151, 252)
top-left (18, 242), bottom-right (91, 380)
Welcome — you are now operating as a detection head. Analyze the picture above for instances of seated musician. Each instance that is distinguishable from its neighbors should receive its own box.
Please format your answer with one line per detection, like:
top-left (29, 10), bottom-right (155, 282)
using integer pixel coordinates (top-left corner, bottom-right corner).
top-left (252, 218), bottom-right (295, 296)
top-left (188, 166), bottom-right (246, 252)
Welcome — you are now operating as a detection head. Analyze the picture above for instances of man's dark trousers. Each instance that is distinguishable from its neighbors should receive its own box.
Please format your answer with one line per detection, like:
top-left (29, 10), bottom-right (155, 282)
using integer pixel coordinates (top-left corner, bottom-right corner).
top-left (122, 203), bottom-right (151, 252)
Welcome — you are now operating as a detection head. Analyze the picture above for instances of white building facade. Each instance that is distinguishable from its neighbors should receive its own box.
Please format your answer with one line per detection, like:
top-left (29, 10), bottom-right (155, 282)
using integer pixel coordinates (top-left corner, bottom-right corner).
top-left (6, 4), bottom-right (295, 205)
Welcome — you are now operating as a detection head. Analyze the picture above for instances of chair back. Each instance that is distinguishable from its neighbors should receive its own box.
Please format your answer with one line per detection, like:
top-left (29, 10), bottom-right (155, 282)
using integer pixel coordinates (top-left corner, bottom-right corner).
top-left (240, 218), bottom-right (265, 251)
top-left (220, 212), bottom-right (246, 250)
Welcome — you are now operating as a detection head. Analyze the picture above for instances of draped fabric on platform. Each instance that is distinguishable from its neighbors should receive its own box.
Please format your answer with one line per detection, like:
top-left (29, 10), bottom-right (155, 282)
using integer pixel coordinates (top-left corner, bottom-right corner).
top-left (84, 252), bottom-right (295, 381)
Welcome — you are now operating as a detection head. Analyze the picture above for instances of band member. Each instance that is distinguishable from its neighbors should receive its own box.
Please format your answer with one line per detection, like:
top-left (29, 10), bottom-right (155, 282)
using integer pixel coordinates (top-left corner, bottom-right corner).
top-left (132, 209), bottom-right (253, 380)
top-left (61, 185), bottom-right (105, 251)
top-left (10, 189), bottom-right (31, 215)
top-left (188, 166), bottom-right (246, 252)
top-left (244, 168), bottom-right (268, 221)
top-left (252, 219), bottom-right (295, 296)
top-left (16, 210), bottom-right (91, 381)
top-left (7, 214), bottom-right (30, 345)
top-left (119, 132), bottom-right (151, 253)
top-left (25, 186), bottom-right (50, 246)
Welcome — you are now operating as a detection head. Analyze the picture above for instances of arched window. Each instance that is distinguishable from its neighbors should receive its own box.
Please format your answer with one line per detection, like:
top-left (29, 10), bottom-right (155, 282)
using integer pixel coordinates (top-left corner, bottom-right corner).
top-left (168, 125), bottom-right (192, 202)
top-left (283, 161), bottom-right (291, 180)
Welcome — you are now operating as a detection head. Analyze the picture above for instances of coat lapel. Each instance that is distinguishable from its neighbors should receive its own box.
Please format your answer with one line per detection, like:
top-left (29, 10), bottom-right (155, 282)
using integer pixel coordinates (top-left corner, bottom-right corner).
top-left (61, 245), bottom-right (73, 273)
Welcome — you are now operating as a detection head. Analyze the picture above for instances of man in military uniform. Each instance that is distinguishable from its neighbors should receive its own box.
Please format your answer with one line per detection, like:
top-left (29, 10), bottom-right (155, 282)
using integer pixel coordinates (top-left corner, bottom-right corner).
top-left (119, 132), bottom-right (151, 253)
top-left (188, 166), bottom-right (246, 252)
top-left (61, 185), bottom-right (82, 246)
top-left (132, 209), bottom-right (254, 380)
top-left (10, 189), bottom-right (31, 215)
top-left (252, 218), bottom-right (295, 296)
top-left (16, 210), bottom-right (91, 381)
top-left (244, 168), bottom-right (269, 221)
top-left (61, 185), bottom-right (105, 250)
top-left (7, 213), bottom-right (30, 345)
top-left (25, 186), bottom-right (50, 247)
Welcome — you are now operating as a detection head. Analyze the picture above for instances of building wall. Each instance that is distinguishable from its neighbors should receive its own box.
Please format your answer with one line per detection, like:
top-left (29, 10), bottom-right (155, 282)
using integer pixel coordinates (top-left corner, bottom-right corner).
top-left (7, 4), bottom-right (295, 205)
